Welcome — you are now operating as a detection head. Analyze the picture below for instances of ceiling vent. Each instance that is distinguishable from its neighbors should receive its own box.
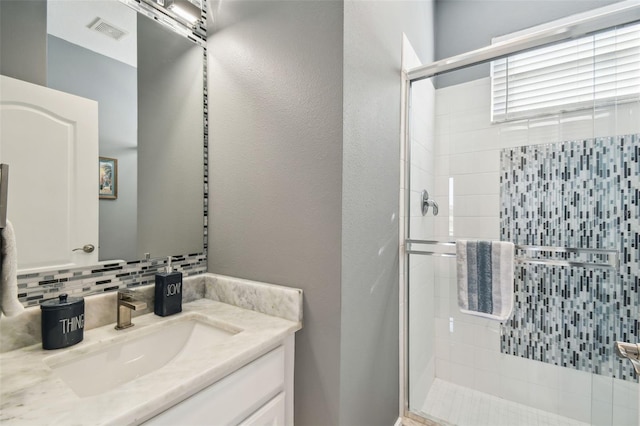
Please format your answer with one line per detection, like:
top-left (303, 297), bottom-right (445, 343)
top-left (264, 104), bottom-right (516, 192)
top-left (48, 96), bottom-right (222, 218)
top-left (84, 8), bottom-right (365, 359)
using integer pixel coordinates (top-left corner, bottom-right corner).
top-left (88, 18), bottom-right (128, 41)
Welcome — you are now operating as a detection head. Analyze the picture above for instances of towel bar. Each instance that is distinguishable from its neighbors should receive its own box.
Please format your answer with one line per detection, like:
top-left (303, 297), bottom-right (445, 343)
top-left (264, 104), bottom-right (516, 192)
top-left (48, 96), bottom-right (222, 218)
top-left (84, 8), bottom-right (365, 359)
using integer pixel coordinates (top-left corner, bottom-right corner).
top-left (405, 239), bottom-right (619, 271)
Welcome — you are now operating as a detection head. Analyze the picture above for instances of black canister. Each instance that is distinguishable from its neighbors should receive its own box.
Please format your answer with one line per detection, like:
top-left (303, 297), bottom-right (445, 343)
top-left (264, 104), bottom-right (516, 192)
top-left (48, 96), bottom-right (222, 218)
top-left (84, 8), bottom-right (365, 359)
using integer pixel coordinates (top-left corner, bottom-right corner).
top-left (40, 294), bottom-right (85, 350)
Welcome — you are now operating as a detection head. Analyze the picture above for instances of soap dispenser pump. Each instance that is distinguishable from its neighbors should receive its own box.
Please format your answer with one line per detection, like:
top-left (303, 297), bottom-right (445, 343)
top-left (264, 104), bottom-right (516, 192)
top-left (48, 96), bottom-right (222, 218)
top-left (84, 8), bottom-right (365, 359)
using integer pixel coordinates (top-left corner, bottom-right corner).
top-left (154, 256), bottom-right (182, 317)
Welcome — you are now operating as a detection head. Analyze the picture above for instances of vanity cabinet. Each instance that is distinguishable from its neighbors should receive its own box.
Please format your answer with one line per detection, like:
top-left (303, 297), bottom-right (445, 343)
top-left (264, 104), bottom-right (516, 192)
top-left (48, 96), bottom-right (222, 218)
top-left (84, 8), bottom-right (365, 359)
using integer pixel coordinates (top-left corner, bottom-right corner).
top-left (144, 335), bottom-right (294, 426)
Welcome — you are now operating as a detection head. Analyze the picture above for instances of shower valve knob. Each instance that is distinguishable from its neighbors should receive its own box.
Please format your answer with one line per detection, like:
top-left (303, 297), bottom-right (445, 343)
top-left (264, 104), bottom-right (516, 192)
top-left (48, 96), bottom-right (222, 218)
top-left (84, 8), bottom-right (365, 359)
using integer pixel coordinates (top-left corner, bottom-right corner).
top-left (421, 189), bottom-right (439, 216)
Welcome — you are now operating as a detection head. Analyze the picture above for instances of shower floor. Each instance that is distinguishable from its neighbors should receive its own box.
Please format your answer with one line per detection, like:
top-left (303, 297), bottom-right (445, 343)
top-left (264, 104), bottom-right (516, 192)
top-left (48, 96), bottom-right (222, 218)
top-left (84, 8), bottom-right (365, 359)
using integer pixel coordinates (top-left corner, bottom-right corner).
top-left (418, 379), bottom-right (588, 426)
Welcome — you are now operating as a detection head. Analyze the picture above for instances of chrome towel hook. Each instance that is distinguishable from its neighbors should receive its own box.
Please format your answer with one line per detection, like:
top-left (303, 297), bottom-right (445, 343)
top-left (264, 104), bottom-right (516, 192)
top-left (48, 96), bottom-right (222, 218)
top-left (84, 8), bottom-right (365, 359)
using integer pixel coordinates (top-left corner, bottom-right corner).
top-left (421, 190), bottom-right (439, 216)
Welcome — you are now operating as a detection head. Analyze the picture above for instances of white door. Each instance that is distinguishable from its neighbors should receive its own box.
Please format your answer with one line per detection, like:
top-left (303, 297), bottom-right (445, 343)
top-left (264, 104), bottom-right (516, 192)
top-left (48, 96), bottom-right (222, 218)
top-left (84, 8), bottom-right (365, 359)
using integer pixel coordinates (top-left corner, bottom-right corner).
top-left (0, 75), bottom-right (99, 271)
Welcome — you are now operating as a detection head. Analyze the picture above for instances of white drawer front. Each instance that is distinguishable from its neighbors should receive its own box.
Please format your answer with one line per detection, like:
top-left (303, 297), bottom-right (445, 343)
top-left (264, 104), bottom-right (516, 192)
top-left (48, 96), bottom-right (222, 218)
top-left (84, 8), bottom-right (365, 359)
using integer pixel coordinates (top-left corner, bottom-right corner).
top-left (144, 346), bottom-right (285, 426)
top-left (239, 392), bottom-right (285, 426)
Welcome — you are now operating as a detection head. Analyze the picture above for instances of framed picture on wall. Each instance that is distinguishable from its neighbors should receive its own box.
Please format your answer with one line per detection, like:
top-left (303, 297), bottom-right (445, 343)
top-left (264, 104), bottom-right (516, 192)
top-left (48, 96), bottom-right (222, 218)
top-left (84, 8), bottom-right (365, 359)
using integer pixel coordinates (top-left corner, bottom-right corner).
top-left (99, 157), bottom-right (117, 200)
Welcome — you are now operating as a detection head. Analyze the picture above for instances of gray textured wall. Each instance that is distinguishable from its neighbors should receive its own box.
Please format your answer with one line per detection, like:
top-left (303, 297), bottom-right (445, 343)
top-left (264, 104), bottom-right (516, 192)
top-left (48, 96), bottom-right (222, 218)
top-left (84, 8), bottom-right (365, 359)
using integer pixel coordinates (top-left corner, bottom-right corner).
top-left (0, 0), bottom-right (47, 86)
top-left (341, 2), bottom-right (433, 425)
top-left (47, 35), bottom-right (138, 261)
top-left (208, 0), bottom-right (434, 424)
top-left (137, 15), bottom-right (204, 260)
top-left (434, 0), bottom-right (622, 87)
top-left (207, 1), bottom-right (344, 424)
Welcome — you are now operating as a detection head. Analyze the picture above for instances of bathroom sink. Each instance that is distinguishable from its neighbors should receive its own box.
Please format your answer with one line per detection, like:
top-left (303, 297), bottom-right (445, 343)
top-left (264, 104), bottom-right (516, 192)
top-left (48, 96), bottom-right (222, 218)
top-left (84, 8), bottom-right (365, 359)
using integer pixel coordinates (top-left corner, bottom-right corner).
top-left (44, 317), bottom-right (239, 397)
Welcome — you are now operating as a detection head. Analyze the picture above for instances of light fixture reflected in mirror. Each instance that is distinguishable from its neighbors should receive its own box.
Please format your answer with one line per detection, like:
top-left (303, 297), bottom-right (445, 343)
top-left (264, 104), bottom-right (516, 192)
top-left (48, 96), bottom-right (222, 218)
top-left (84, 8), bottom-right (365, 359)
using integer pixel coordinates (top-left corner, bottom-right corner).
top-left (166, 0), bottom-right (201, 24)
top-left (145, 0), bottom-right (202, 27)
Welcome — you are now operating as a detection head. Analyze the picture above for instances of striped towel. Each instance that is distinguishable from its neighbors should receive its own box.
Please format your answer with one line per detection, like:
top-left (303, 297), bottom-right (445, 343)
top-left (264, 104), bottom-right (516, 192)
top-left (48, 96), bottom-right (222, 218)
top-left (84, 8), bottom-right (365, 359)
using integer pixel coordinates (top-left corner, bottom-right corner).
top-left (456, 240), bottom-right (514, 321)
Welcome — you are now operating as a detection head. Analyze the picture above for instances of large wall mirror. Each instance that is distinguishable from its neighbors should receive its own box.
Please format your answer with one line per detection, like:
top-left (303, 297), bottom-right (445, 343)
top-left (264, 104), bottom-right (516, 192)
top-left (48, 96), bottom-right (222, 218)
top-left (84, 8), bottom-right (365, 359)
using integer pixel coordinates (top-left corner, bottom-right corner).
top-left (0, 0), bottom-right (205, 273)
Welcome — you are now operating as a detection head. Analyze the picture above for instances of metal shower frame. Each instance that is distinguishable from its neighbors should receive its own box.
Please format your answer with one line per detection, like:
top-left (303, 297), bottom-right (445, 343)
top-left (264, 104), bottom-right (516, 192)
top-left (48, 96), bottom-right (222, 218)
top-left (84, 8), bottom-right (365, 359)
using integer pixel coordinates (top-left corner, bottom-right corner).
top-left (400, 1), bottom-right (640, 423)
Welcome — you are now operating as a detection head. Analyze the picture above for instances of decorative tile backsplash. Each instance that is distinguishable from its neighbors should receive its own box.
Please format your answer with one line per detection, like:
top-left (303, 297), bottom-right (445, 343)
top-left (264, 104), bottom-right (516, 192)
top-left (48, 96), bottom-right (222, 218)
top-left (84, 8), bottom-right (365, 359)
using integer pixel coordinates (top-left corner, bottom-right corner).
top-left (500, 134), bottom-right (639, 381)
top-left (17, 254), bottom-right (207, 308)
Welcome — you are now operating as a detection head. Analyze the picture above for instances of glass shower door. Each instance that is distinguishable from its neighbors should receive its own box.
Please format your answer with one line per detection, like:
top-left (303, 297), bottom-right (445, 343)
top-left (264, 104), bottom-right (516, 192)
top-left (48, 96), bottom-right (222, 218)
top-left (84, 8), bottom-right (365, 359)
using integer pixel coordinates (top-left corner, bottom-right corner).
top-left (404, 41), bottom-right (640, 424)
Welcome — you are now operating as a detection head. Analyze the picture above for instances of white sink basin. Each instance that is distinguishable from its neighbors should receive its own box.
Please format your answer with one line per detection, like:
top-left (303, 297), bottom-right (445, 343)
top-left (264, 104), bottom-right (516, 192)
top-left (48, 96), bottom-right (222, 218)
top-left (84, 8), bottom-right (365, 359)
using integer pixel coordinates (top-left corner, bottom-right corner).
top-left (44, 316), bottom-right (240, 397)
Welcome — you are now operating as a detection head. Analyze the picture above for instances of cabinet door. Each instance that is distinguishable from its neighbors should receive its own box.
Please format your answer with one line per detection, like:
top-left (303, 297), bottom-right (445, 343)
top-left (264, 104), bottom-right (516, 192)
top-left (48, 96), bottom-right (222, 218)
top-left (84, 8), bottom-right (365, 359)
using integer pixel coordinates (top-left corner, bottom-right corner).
top-left (144, 346), bottom-right (284, 426)
top-left (239, 393), bottom-right (285, 426)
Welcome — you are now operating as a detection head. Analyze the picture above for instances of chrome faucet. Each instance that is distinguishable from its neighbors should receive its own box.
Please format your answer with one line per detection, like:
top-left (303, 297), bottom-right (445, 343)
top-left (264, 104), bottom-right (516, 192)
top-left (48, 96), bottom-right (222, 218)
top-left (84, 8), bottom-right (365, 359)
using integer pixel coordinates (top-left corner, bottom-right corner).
top-left (115, 290), bottom-right (147, 330)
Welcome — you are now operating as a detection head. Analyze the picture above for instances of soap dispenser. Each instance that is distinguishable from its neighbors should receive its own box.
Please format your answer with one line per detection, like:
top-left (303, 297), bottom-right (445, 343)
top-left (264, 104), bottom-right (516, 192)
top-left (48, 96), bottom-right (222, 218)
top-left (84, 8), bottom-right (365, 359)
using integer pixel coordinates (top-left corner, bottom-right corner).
top-left (154, 256), bottom-right (182, 317)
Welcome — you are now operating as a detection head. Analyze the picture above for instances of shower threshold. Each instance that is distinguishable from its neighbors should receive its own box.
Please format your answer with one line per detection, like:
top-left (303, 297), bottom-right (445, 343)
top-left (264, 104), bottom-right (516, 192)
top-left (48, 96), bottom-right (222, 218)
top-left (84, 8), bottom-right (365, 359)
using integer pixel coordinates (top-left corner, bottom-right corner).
top-left (416, 379), bottom-right (588, 426)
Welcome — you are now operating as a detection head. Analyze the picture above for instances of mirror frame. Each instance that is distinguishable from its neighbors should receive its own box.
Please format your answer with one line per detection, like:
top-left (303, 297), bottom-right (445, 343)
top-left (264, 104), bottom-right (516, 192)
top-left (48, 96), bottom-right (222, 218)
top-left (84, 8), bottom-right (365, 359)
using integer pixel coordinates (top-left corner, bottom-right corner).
top-left (11, 0), bottom-right (208, 307)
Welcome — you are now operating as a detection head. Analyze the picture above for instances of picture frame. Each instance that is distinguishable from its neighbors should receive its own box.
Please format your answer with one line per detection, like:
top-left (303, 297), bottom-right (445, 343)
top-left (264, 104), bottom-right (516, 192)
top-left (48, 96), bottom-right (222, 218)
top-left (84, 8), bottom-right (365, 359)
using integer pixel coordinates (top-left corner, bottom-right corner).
top-left (99, 157), bottom-right (118, 200)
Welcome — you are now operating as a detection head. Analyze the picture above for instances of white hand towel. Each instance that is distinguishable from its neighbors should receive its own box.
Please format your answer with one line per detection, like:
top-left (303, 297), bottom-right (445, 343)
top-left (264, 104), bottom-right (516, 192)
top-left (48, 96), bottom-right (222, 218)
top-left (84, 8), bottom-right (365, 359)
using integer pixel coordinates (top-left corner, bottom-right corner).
top-left (1, 220), bottom-right (24, 317)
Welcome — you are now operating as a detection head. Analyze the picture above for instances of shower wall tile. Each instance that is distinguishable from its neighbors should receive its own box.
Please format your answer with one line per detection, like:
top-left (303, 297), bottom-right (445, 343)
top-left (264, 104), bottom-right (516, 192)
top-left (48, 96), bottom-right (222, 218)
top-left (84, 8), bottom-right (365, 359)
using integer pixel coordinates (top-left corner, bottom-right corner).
top-left (498, 119), bottom-right (529, 148)
top-left (434, 154), bottom-right (450, 176)
top-left (450, 127), bottom-right (500, 154)
top-left (453, 217), bottom-right (500, 240)
top-left (412, 143), bottom-right (434, 173)
top-left (591, 102), bottom-right (640, 139)
top-left (434, 77), bottom-right (639, 419)
top-left (449, 150), bottom-right (500, 174)
top-left (560, 392), bottom-right (592, 424)
top-left (435, 358), bottom-right (452, 381)
top-left (435, 132), bottom-right (451, 156)
top-left (453, 195), bottom-right (500, 217)
top-left (452, 172), bottom-right (500, 196)
top-left (526, 116), bottom-right (561, 143)
top-left (558, 110), bottom-right (595, 141)
top-left (612, 407), bottom-right (638, 426)
top-left (433, 175), bottom-right (450, 198)
top-left (500, 134), bottom-right (640, 382)
top-left (450, 107), bottom-right (491, 133)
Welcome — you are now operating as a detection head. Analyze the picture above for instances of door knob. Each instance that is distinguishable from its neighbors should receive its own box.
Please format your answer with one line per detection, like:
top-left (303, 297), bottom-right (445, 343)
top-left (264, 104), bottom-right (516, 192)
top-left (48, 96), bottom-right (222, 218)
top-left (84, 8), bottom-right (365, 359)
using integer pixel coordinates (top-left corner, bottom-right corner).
top-left (72, 244), bottom-right (95, 253)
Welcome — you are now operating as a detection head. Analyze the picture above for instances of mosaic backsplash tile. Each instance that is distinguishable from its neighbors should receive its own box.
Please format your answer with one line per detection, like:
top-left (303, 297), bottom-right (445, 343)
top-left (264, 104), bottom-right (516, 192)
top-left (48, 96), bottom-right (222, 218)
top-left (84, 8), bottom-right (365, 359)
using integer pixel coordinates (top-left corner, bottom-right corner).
top-left (500, 134), bottom-right (640, 381)
top-left (17, 254), bottom-right (207, 308)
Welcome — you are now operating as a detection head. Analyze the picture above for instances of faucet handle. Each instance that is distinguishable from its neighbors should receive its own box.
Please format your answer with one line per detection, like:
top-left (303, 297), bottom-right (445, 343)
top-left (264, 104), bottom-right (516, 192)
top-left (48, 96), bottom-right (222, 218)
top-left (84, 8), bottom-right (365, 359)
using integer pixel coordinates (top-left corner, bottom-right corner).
top-left (117, 289), bottom-right (146, 309)
top-left (118, 289), bottom-right (136, 299)
top-left (115, 290), bottom-right (147, 330)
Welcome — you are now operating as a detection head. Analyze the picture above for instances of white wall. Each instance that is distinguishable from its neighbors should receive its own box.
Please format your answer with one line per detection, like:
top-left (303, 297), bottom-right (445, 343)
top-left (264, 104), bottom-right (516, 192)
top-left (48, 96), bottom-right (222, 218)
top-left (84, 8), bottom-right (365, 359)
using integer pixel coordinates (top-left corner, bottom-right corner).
top-left (426, 76), bottom-right (640, 425)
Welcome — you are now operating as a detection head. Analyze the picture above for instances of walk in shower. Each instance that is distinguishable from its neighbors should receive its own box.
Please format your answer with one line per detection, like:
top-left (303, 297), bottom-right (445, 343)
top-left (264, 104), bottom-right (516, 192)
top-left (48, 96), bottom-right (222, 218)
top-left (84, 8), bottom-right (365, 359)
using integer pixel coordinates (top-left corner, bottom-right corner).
top-left (402, 2), bottom-right (640, 425)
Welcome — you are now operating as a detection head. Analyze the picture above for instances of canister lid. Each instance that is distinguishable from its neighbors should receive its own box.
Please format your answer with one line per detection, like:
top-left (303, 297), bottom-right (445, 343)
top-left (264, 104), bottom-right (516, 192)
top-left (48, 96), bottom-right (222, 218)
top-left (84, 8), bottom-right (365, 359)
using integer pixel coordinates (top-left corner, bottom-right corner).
top-left (40, 293), bottom-right (84, 311)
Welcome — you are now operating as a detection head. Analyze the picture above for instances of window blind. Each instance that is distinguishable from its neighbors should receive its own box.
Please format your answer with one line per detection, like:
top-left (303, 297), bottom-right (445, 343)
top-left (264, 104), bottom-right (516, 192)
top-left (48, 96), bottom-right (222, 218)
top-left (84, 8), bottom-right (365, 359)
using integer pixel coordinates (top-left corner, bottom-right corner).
top-left (491, 22), bottom-right (640, 122)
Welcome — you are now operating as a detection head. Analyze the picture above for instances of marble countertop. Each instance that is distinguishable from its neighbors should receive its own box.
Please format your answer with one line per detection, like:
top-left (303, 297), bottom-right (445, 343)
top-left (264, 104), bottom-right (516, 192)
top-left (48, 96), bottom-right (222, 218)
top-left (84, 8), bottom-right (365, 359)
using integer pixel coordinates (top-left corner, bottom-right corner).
top-left (0, 274), bottom-right (302, 425)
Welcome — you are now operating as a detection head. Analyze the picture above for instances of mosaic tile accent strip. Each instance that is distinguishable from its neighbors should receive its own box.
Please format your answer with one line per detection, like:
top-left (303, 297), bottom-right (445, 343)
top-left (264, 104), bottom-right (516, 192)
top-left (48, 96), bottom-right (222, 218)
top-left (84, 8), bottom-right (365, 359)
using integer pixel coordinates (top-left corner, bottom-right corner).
top-left (17, 254), bottom-right (207, 308)
top-left (500, 135), bottom-right (640, 381)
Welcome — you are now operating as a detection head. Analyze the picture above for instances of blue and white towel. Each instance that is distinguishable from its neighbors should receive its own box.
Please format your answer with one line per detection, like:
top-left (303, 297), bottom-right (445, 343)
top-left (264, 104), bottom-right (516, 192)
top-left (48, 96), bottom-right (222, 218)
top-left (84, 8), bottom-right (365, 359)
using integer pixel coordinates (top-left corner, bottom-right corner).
top-left (456, 240), bottom-right (514, 321)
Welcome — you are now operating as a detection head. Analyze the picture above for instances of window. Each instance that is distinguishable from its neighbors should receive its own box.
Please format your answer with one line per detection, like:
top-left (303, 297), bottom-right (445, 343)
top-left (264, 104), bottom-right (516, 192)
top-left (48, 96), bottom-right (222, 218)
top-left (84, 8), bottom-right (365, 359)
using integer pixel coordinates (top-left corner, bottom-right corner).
top-left (491, 22), bottom-right (640, 122)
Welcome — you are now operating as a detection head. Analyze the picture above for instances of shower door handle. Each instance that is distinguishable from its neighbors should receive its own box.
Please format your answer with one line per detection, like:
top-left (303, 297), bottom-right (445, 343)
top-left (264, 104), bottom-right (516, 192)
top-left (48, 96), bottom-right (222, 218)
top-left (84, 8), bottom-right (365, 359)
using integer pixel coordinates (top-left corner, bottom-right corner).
top-left (614, 341), bottom-right (640, 374)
